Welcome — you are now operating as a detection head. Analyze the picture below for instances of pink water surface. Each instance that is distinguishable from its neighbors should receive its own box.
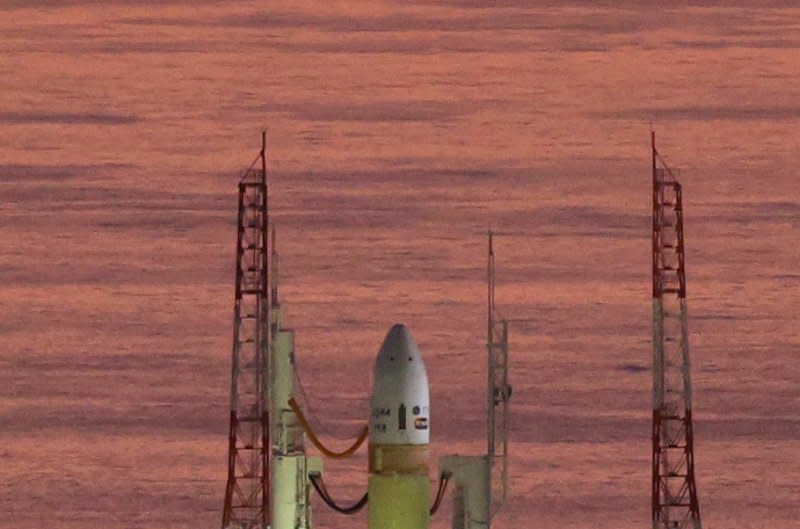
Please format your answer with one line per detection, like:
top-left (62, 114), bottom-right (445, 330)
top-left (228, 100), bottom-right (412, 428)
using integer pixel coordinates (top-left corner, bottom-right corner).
top-left (1, 2), bottom-right (798, 528)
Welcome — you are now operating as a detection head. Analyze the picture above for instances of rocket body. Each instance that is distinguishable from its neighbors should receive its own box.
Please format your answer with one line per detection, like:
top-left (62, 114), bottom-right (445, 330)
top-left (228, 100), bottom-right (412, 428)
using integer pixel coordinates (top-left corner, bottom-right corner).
top-left (368, 324), bottom-right (431, 529)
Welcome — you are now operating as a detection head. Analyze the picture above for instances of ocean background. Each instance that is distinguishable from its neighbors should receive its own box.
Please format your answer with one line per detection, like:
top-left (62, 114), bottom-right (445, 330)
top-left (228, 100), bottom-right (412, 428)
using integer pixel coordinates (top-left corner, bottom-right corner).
top-left (1, 2), bottom-right (798, 528)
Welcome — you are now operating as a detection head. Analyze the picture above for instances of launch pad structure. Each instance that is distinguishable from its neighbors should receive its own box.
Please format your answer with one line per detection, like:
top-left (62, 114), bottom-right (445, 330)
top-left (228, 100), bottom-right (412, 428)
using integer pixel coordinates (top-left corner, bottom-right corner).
top-left (218, 130), bottom-right (705, 529)
top-left (220, 134), bottom-right (512, 529)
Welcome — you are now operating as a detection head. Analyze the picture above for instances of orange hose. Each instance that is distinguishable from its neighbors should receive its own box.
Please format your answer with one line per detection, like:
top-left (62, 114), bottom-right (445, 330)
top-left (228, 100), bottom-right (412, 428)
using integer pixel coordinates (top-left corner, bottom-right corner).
top-left (288, 397), bottom-right (368, 459)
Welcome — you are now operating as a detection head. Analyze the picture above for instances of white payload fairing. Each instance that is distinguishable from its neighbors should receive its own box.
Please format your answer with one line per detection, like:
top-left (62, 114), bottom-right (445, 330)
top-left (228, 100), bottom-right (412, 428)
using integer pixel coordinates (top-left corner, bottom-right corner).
top-left (368, 324), bottom-right (431, 529)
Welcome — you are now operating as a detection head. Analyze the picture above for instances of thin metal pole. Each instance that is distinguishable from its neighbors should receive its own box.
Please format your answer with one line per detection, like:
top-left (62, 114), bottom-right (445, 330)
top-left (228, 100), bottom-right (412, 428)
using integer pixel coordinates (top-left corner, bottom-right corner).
top-left (266, 130), bottom-right (273, 529)
top-left (487, 231), bottom-right (495, 457)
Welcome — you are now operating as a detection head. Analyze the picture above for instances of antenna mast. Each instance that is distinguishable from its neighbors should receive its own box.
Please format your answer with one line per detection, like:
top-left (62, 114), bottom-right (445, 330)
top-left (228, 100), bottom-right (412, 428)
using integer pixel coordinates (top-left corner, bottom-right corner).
top-left (487, 231), bottom-right (510, 516)
top-left (651, 131), bottom-right (702, 529)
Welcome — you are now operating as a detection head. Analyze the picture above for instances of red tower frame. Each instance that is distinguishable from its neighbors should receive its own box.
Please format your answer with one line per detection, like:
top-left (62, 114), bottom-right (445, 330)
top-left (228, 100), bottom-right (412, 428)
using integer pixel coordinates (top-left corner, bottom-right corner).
top-left (222, 133), bottom-right (271, 529)
top-left (651, 131), bottom-right (702, 529)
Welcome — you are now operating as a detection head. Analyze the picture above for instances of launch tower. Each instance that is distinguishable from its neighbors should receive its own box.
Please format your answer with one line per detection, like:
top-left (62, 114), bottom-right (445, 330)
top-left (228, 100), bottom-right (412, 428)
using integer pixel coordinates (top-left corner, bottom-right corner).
top-left (650, 131), bottom-right (702, 529)
top-left (222, 133), bottom-right (271, 529)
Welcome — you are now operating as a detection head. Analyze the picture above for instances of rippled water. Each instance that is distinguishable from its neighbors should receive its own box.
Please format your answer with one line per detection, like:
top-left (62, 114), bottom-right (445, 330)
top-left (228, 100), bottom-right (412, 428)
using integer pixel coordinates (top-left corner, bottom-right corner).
top-left (1, 2), bottom-right (799, 528)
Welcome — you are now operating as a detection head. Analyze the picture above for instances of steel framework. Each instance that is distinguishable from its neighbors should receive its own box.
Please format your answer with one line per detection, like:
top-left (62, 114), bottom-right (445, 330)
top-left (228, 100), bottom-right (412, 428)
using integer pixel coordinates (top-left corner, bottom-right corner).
top-left (487, 231), bottom-right (510, 517)
top-left (222, 133), bottom-right (271, 529)
top-left (650, 131), bottom-right (702, 529)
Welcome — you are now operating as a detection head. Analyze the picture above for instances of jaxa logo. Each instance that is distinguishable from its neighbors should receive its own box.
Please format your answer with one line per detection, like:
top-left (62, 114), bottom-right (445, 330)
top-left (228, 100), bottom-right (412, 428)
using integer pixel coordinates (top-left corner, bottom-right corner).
top-left (414, 417), bottom-right (428, 430)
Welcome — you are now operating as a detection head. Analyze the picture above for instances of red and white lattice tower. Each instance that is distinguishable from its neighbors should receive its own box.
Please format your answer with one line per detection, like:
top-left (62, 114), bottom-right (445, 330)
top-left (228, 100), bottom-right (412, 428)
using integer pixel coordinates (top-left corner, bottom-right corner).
top-left (222, 133), bottom-right (271, 529)
top-left (651, 131), bottom-right (702, 529)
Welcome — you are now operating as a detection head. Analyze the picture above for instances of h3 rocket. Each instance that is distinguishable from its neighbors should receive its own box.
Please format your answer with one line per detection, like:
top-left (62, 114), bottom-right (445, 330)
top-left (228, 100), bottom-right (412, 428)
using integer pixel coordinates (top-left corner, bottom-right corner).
top-left (369, 324), bottom-right (431, 529)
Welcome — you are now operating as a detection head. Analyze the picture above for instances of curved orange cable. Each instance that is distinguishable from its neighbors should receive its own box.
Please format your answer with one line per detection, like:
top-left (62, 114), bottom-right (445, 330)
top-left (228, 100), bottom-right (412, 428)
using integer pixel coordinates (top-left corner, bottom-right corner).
top-left (288, 397), bottom-right (368, 459)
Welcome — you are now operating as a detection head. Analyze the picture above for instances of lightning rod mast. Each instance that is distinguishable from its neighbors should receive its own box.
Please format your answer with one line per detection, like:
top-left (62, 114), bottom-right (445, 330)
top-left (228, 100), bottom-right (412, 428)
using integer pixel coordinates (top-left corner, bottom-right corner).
top-left (222, 132), bottom-right (271, 529)
top-left (651, 130), bottom-right (702, 529)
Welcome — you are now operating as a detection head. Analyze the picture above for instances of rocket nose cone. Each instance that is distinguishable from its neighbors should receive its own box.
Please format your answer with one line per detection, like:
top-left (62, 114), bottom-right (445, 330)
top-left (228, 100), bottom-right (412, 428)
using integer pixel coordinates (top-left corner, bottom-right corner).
top-left (371, 323), bottom-right (430, 446)
top-left (377, 323), bottom-right (421, 364)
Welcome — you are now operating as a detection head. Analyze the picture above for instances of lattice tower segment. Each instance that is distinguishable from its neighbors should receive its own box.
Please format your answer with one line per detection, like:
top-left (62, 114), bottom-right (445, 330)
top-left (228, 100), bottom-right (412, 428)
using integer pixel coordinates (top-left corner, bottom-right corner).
top-left (651, 131), bottom-right (702, 529)
top-left (222, 134), bottom-right (271, 529)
